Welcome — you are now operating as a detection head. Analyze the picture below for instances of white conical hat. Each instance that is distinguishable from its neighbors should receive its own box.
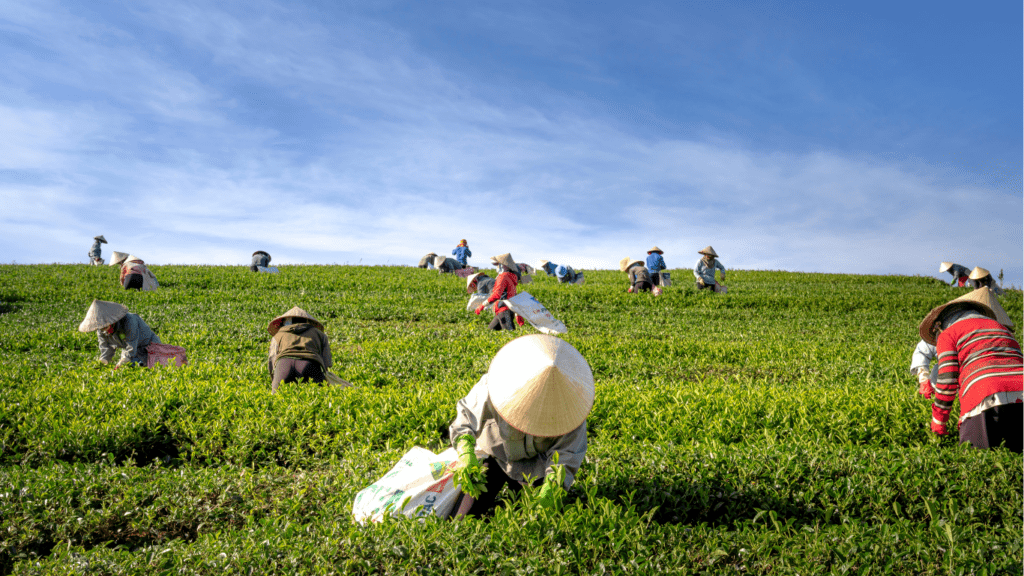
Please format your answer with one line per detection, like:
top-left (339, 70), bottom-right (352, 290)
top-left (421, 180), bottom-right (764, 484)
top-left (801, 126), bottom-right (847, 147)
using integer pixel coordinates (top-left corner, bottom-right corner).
top-left (919, 287), bottom-right (1014, 345)
top-left (618, 257), bottom-right (632, 272)
top-left (938, 262), bottom-right (954, 273)
top-left (486, 334), bottom-right (595, 438)
top-left (94, 235), bottom-right (107, 243)
top-left (434, 256), bottom-right (447, 267)
top-left (109, 252), bottom-right (128, 266)
top-left (969, 266), bottom-right (991, 281)
top-left (647, 246), bottom-right (663, 254)
top-left (490, 253), bottom-right (516, 271)
top-left (466, 272), bottom-right (484, 293)
top-left (78, 300), bottom-right (128, 332)
top-left (268, 306), bottom-right (324, 336)
top-left (126, 254), bottom-right (143, 263)
top-left (698, 245), bottom-right (718, 257)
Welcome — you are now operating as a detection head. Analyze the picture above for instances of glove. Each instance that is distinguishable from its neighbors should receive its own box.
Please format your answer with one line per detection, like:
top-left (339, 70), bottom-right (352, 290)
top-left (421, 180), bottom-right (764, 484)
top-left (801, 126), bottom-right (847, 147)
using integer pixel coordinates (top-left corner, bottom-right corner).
top-left (453, 435), bottom-right (487, 498)
top-left (916, 368), bottom-right (932, 398)
top-left (930, 421), bottom-right (947, 436)
top-left (475, 304), bottom-right (485, 315)
top-left (627, 286), bottom-right (634, 293)
top-left (516, 315), bottom-right (525, 326)
top-left (536, 464), bottom-right (567, 510)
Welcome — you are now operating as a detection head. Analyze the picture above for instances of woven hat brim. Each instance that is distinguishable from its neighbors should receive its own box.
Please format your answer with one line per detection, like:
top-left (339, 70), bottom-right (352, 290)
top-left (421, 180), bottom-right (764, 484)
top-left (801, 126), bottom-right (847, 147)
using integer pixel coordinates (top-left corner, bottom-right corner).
top-left (466, 273), bottom-right (483, 293)
top-left (94, 235), bottom-right (107, 243)
top-left (939, 262), bottom-right (953, 273)
top-left (78, 300), bottom-right (128, 332)
top-left (109, 252), bottom-right (128, 266)
top-left (698, 246), bottom-right (718, 257)
top-left (268, 306), bottom-right (324, 335)
top-left (434, 256), bottom-right (447, 267)
top-left (969, 267), bottom-right (990, 281)
top-left (486, 335), bottom-right (595, 438)
top-left (918, 287), bottom-right (1007, 345)
top-left (647, 246), bottom-right (663, 254)
top-left (618, 257), bottom-right (632, 272)
top-left (490, 253), bottom-right (516, 271)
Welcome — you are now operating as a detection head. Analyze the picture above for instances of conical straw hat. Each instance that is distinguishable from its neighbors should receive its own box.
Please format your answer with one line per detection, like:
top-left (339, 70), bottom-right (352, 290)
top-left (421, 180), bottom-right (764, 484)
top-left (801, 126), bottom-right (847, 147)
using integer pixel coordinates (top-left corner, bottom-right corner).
top-left (618, 257), bottom-right (632, 272)
top-left (126, 254), bottom-right (143, 263)
top-left (466, 272), bottom-right (484, 293)
top-left (647, 246), bottom-right (663, 254)
top-left (969, 266), bottom-right (990, 281)
top-left (538, 260), bottom-right (550, 267)
top-left (78, 300), bottom-right (128, 332)
top-left (94, 235), bottom-right (107, 243)
top-left (698, 245), bottom-right (718, 257)
top-left (918, 287), bottom-right (1013, 345)
top-left (109, 252), bottom-right (128, 266)
top-left (938, 262), bottom-right (954, 273)
top-left (490, 253), bottom-right (516, 271)
top-left (268, 306), bottom-right (324, 335)
top-left (486, 334), bottom-right (595, 437)
top-left (434, 256), bottom-right (447, 267)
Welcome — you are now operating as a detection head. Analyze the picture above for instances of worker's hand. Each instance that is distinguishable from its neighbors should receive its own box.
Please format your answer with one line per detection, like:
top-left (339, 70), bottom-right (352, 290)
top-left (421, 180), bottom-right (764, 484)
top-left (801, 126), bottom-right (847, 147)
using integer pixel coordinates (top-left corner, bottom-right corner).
top-left (930, 421), bottom-right (947, 436)
top-left (917, 379), bottom-right (932, 398)
top-left (516, 315), bottom-right (525, 326)
top-left (626, 286), bottom-right (634, 293)
top-left (453, 435), bottom-right (486, 498)
top-left (536, 464), bottom-right (567, 511)
top-left (475, 304), bottom-right (485, 315)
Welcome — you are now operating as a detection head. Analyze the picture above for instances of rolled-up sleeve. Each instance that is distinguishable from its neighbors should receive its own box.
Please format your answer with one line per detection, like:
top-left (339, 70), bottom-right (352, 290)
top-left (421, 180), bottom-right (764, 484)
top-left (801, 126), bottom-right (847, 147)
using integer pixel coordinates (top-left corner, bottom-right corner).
top-left (544, 422), bottom-right (587, 489)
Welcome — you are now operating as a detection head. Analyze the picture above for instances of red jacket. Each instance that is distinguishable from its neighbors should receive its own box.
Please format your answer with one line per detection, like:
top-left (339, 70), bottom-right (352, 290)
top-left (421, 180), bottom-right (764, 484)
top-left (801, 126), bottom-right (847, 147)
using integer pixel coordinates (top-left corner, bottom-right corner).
top-left (486, 271), bottom-right (518, 315)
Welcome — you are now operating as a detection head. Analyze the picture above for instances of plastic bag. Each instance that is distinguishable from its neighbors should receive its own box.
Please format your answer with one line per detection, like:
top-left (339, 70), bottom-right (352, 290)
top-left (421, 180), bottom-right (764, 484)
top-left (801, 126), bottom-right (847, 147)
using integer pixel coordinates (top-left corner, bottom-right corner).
top-left (146, 343), bottom-right (188, 368)
top-left (467, 293), bottom-right (495, 312)
top-left (257, 266), bottom-right (279, 274)
top-left (501, 292), bottom-right (567, 334)
top-left (352, 447), bottom-right (474, 524)
top-left (714, 283), bottom-right (728, 294)
top-left (659, 272), bottom-right (671, 287)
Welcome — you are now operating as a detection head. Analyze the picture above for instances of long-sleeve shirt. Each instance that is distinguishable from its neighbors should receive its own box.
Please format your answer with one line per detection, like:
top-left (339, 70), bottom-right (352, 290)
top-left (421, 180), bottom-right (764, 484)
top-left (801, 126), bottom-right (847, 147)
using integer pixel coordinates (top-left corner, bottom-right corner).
top-left (452, 246), bottom-right (472, 266)
top-left (645, 253), bottom-right (666, 275)
top-left (910, 339), bottom-right (938, 383)
top-left (966, 277), bottom-right (1004, 295)
top-left (541, 262), bottom-right (558, 277)
top-left (449, 376), bottom-right (587, 489)
top-left (556, 266), bottom-right (582, 284)
top-left (88, 240), bottom-right (102, 259)
top-left (475, 276), bottom-right (495, 295)
top-left (251, 253), bottom-right (271, 268)
top-left (945, 264), bottom-right (970, 286)
top-left (96, 313), bottom-right (161, 366)
top-left (694, 257), bottom-right (726, 285)
top-left (486, 271), bottom-right (518, 315)
top-left (628, 266), bottom-right (652, 286)
top-left (932, 312), bottom-right (1023, 427)
top-left (267, 323), bottom-right (332, 375)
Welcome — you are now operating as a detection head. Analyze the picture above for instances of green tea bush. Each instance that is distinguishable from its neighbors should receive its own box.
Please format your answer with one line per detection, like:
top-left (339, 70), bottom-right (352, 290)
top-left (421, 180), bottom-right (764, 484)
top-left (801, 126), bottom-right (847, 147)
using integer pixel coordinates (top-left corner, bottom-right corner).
top-left (0, 264), bottom-right (1020, 574)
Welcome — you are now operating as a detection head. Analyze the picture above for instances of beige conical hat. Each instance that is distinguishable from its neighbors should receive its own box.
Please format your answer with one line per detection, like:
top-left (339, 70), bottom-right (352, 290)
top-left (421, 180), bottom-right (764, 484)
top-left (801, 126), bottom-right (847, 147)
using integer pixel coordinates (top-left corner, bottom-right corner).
top-left (109, 252), bottom-right (128, 266)
top-left (434, 256), bottom-right (447, 267)
top-left (486, 334), bottom-right (595, 438)
top-left (268, 306), bottom-right (324, 335)
top-left (647, 246), bottom-right (663, 254)
top-left (94, 235), bottom-right (107, 243)
top-left (938, 262), bottom-right (954, 273)
top-left (538, 260), bottom-right (550, 267)
top-left (490, 253), bottom-right (516, 271)
top-left (968, 266), bottom-right (991, 281)
top-left (78, 299), bottom-right (128, 332)
top-left (466, 272), bottom-right (484, 293)
top-left (698, 245), bottom-right (718, 257)
top-left (126, 254), bottom-right (143, 263)
top-left (919, 287), bottom-right (1013, 345)
top-left (618, 257), bottom-right (632, 272)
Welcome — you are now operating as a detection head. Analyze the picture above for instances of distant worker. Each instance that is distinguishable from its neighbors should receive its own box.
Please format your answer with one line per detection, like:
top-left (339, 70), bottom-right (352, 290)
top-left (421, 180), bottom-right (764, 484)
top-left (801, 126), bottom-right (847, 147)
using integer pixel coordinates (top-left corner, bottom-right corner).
top-left (435, 255), bottom-right (464, 274)
top-left (538, 260), bottom-right (557, 277)
top-left (919, 287), bottom-right (1022, 452)
top-left (555, 265), bottom-right (584, 285)
top-left (939, 262), bottom-right (970, 287)
top-left (251, 251), bottom-right (272, 272)
top-left (475, 253), bottom-right (524, 331)
top-left (78, 299), bottom-right (161, 368)
top-left (117, 255), bottom-right (158, 291)
top-left (267, 306), bottom-right (333, 393)
top-left (449, 334), bottom-right (593, 517)
top-left (466, 272), bottom-right (495, 296)
top-left (452, 239), bottom-right (472, 267)
top-left (967, 267), bottom-right (1004, 295)
top-left (620, 257), bottom-right (653, 293)
top-left (909, 339), bottom-right (937, 398)
top-left (418, 253), bottom-right (439, 269)
top-left (645, 246), bottom-right (666, 285)
top-left (88, 235), bottom-right (107, 265)
top-left (694, 246), bottom-right (726, 291)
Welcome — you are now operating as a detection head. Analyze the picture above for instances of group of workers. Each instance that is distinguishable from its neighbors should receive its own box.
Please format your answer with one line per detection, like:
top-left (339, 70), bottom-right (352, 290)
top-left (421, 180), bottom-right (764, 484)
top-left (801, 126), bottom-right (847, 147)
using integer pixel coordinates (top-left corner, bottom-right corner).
top-left (86, 234), bottom-right (159, 290)
top-left (939, 262), bottom-right (1004, 295)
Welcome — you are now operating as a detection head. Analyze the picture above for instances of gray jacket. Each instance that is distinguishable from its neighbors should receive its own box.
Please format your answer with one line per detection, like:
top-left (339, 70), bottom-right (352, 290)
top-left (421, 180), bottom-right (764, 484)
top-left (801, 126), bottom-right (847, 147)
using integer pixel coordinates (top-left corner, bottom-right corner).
top-left (694, 257), bottom-right (726, 285)
top-left (97, 313), bottom-right (161, 366)
top-left (449, 376), bottom-right (587, 490)
top-left (251, 252), bottom-right (271, 268)
top-left (88, 240), bottom-right (102, 259)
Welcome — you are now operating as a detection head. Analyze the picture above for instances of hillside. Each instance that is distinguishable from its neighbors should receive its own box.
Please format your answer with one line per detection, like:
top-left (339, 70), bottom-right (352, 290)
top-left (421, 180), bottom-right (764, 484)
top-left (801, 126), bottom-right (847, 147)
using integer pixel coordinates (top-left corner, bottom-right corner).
top-left (1, 265), bottom-right (1020, 574)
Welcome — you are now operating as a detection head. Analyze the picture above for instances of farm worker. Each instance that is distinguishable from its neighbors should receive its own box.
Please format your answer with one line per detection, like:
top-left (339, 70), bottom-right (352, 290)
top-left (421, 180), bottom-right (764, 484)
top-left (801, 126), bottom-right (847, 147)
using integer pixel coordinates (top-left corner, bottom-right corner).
top-left (538, 260), bottom-right (558, 276)
top-left (966, 267), bottom-right (1004, 295)
top-left (267, 306), bottom-right (333, 393)
top-left (78, 299), bottom-right (161, 368)
top-left (645, 246), bottom-right (666, 285)
top-left (620, 257), bottom-right (653, 293)
top-left (88, 235), bottom-right (107, 265)
top-left (918, 287), bottom-right (1022, 452)
top-left (694, 246), bottom-right (726, 291)
top-left (435, 255), bottom-right (464, 274)
top-left (466, 272), bottom-right (495, 295)
top-left (251, 251), bottom-right (271, 272)
top-left (909, 339), bottom-right (938, 398)
top-left (555, 265), bottom-right (584, 285)
top-left (939, 262), bottom-right (970, 287)
top-left (418, 253), bottom-right (438, 269)
top-left (475, 253), bottom-right (524, 331)
top-left (118, 255), bottom-right (158, 291)
top-left (449, 334), bottom-right (594, 517)
top-left (452, 239), bottom-right (472, 267)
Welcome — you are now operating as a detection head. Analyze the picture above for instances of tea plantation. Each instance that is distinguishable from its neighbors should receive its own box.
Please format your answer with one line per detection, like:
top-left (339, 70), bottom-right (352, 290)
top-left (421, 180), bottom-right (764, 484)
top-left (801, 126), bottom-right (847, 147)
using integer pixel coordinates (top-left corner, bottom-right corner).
top-left (0, 264), bottom-right (1020, 575)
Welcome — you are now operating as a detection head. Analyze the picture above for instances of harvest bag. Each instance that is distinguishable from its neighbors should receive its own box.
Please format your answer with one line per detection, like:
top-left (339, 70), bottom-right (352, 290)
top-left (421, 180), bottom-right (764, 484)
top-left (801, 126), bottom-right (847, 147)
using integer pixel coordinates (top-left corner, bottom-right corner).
top-left (659, 272), bottom-right (672, 287)
top-left (257, 266), bottom-right (279, 274)
top-left (466, 294), bottom-right (495, 312)
top-left (454, 267), bottom-right (476, 279)
top-left (714, 283), bottom-right (728, 294)
top-left (146, 343), bottom-right (188, 368)
top-left (501, 292), bottom-right (568, 335)
top-left (353, 447), bottom-right (472, 524)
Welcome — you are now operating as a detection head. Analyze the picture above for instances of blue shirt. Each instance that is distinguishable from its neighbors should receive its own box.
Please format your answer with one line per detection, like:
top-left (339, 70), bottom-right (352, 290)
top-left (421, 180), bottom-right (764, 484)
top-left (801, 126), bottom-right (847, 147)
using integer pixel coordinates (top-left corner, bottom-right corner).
top-left (694, 258), bottom-right (726, 285)
top-left (452, 246), bottom-right (472, 266)
top-left (645, 253), bottom-right (666, 275)
top-left (541, 262), bottom-right (558, 276)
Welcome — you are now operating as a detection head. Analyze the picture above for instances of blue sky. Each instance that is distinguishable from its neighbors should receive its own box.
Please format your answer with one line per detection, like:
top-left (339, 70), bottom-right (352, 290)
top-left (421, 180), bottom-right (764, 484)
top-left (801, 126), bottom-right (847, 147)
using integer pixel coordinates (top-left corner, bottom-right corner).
top-left (2, 0), bottom-right (1021, 286)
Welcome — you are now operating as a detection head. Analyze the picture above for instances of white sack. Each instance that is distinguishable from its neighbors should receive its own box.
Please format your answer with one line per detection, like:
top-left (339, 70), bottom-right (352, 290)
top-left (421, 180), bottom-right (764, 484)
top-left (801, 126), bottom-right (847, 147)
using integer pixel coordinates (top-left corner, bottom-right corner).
top-left (501, 292), bottom-right (568, 335)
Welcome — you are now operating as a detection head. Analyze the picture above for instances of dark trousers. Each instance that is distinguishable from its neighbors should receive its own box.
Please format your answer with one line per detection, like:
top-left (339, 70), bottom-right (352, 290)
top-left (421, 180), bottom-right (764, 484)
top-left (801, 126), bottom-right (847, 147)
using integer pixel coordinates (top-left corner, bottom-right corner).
top-left (488, 310), bottom-right (516, 331)
top-left (632, 281), bottom-right (653, 293)
top-left (959, 403), bottom-right (1022, 453)
top-left (696, 280), bottom-right (715, 290)
top-left (271, 358), bottom-right (325, 392)
top-left (650, 273), bottom-right (661, 286)
top-left (250, 265), bottom-right (260, 272)
top-left (452, 457), bottom-right (542, 518)
top-left (123, 274), bottom-right (144, 290)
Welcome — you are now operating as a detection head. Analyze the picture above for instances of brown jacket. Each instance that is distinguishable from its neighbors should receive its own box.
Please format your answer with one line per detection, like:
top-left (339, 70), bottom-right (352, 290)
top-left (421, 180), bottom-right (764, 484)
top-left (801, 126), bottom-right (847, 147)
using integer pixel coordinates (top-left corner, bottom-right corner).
top-left (267, 324), bottom-right (332, 375)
